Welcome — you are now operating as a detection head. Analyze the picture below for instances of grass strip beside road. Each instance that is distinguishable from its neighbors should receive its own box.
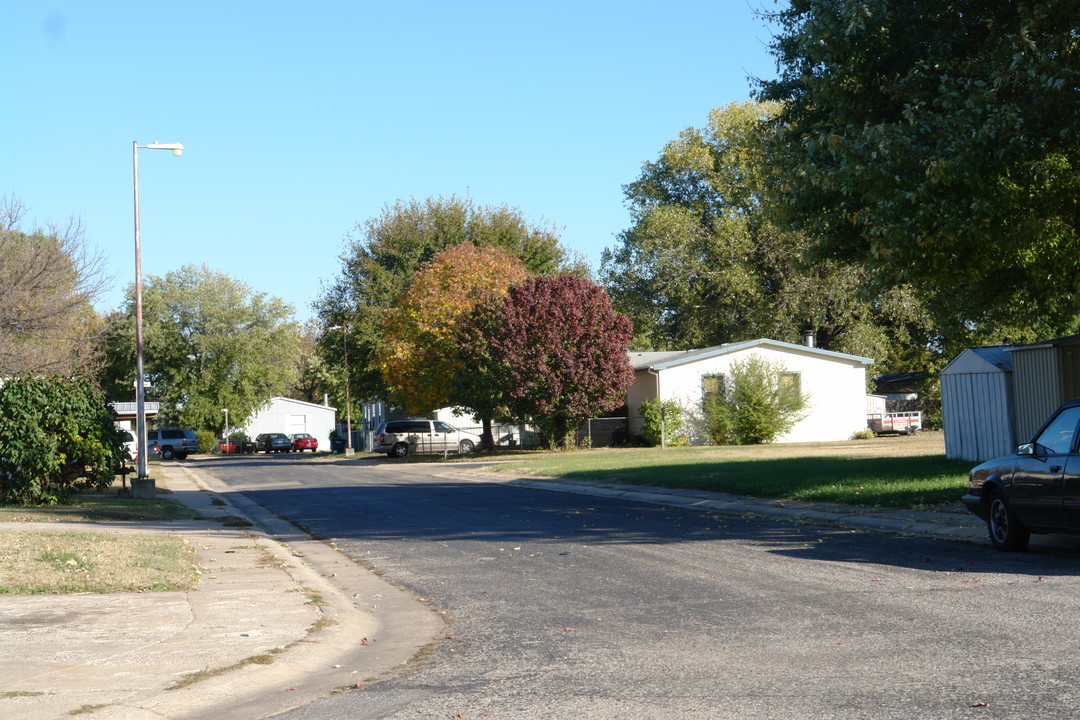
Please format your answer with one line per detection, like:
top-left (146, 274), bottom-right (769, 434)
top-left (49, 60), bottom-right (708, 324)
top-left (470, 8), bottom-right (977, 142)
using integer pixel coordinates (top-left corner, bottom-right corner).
top-left (0, 491), bottom-right (201, 523)
top-left (0, 531), bottom-right (198, 594)
top-left (487, 432), bottom-right (970, 509)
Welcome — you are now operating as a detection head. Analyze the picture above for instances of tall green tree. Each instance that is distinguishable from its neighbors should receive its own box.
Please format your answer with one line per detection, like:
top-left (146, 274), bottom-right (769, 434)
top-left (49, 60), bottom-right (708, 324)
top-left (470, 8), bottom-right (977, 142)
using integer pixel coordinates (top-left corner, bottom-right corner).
top-left (316, 195), bottom-right (588, 402)
top-left (756, 0), bottom-right (1080, 352)
top-left (102, 264), bottom-right (301, 431)
top-left (287, 320), bottom-right (336, 405)
top-left (601, 101), bottom-right (930, 367)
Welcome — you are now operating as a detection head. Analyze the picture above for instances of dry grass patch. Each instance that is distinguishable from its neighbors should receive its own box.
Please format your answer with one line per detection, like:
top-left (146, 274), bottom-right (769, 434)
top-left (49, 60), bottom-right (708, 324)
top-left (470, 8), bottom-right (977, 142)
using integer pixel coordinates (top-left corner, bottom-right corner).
top-left (0, 531), bottom-right (198, 594)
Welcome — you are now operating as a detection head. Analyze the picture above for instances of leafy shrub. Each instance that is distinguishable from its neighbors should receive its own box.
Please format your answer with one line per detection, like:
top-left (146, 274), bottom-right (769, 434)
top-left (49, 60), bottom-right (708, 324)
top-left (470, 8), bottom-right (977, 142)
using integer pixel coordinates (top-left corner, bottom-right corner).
top-left (703, 355), bottom-right (809, 445)
top-left (196, 430), bottom-right (217, 453)
top-left (0, 375), bottom-right (123, 504)
top-left (852, 428), bottom-right (876, 440)
top-left (704, 390), bottom-right (737, 445)
top-left (640, 398), bottom-right (684, 447)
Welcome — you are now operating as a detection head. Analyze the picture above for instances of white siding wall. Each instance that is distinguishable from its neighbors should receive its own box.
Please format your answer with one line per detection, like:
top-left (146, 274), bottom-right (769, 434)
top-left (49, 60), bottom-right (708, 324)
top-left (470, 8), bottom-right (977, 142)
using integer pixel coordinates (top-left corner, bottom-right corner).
top-left (244, 397), bottom-right (337, 448)
top-left (658, 347), bottom-right (868, 443)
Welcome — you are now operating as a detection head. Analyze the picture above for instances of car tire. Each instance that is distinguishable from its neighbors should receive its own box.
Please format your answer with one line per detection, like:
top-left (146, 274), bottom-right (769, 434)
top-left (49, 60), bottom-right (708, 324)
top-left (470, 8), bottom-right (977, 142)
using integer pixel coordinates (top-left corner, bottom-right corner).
top-left (161, 447), bottom-right (175, 460)
top-left (391, 442), bottom-right (409, 458)
top-left (458, 439), bottom-right (475, 454)
top-left (987, 488), bottom-right (1030, 552)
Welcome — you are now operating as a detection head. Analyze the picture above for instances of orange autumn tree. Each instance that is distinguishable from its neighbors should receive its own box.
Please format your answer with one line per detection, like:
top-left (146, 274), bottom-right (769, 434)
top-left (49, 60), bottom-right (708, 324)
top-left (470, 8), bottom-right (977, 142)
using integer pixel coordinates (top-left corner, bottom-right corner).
top-left (377, 241), bottom-right (529, 427)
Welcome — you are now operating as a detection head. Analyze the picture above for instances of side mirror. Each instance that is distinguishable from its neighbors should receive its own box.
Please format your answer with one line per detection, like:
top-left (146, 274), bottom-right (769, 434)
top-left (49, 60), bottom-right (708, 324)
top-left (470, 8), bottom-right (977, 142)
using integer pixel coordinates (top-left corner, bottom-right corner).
top-left (1017, 443), bottom-right (1035, 456)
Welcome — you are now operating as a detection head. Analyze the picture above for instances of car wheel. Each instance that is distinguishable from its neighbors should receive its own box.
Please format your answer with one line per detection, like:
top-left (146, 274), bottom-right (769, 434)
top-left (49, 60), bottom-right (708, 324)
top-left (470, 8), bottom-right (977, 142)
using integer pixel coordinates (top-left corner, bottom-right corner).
top-left (987, 488), bottom-right (1030, 552)
top-left (458, 439), bottom-right (475, 454)
top-left (391, 442), bottom-right (409, 458)
top-left (161, 447), bottom-right (175, 460)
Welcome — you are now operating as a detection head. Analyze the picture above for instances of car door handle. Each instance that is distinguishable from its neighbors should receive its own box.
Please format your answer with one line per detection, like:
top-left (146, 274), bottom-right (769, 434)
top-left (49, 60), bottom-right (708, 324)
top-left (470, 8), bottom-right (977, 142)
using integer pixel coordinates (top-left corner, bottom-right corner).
top-left (1050, 466), bottom-right (1062, 473)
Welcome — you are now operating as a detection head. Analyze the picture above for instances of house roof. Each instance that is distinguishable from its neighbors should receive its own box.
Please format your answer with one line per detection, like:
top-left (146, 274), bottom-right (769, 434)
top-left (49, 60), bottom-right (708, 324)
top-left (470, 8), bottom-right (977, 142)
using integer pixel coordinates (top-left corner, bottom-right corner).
top-left (630, 338), bottom-right (874, 372)
top-left (941, 345), bottom-right (1015, 375)
top-left (268, 396), bottom-right (337, 412)
top-left (1008, 334), bottom-right (1080, 351)
top-left (873, 371), bottom-right (929, 394)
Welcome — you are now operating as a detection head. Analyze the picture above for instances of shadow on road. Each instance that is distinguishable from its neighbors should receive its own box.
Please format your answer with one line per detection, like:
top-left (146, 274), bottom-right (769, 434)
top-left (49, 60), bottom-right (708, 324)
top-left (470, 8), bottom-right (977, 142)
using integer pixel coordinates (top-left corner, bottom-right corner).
top-left (190, 465), bottom-right (1080, 581)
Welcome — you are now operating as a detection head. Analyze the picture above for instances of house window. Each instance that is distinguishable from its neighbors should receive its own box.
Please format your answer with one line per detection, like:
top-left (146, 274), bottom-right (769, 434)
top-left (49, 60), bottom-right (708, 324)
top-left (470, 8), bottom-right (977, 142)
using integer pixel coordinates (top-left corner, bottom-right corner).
top-left (778, 371), bottom-right (801, 397)
top-left (702, 374), bottom-right (724, 405)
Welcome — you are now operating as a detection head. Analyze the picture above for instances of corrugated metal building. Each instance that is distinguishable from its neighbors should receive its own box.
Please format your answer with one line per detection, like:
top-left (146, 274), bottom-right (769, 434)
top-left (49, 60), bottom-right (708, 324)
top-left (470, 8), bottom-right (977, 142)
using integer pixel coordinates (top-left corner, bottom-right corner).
top-left (942, 335), bottom-right (1080, 462)
top-left (940, 346), bottom-right (1015, 462)
top-left (1010, 336), bottom-right (1080, 442)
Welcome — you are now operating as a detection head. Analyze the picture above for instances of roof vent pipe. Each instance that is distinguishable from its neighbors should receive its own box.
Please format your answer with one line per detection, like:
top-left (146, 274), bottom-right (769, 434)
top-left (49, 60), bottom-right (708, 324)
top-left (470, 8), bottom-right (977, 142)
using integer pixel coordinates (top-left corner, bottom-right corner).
top-left (803, 330), bottom-right (816, 348)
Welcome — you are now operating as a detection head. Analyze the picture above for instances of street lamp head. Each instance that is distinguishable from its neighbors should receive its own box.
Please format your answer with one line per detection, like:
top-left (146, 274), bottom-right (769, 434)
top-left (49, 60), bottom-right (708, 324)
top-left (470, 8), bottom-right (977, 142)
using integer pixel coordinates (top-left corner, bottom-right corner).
top-left (144, 142), bottom-right (184, 156)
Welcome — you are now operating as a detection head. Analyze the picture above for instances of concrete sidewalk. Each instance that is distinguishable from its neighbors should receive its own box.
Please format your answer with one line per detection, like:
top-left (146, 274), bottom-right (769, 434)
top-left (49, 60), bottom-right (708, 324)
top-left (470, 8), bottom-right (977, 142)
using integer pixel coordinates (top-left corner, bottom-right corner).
top-left (0, 459), bottom-right (996, 720)
top-left (0, 463), bottom-right (442, 720)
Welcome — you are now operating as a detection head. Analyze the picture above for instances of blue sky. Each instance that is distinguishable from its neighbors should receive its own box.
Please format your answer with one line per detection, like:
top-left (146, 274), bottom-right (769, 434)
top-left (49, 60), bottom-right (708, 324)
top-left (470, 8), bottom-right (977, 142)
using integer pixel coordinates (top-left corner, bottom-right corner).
top-left (5, 1), bottom-right (782, 323)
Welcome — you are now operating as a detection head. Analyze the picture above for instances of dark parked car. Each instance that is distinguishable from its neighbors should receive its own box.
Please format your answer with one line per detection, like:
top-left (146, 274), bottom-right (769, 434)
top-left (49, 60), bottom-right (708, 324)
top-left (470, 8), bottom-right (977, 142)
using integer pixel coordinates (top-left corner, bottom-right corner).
top-left (963, 399), bottom-right (1080, 551)
top-left (146, 429), bottom-right (199, 460)
top-left (255, 433), bottom-right (293, 453)
top-left (290, 433), bottom-right (318, 452)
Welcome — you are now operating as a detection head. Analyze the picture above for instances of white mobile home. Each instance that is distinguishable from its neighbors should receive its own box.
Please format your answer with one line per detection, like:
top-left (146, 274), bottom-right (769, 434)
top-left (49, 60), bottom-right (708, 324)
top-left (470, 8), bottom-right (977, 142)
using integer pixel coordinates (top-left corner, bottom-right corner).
top-left (628, 338), bottom-right (873, 443)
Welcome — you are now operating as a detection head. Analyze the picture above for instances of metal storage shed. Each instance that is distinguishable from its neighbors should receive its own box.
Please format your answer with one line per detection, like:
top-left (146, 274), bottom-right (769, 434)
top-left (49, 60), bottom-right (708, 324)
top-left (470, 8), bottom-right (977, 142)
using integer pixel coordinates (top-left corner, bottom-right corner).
top-left (941, 346), bottom-right (1016, 462)
top-left (1010, 335), bottom-right (1080, 442)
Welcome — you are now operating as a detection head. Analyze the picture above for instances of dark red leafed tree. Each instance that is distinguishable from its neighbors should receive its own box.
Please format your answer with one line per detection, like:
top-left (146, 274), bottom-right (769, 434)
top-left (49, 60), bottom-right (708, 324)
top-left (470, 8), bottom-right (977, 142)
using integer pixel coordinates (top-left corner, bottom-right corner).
top-left (486, 275), bottom-right (634, 449)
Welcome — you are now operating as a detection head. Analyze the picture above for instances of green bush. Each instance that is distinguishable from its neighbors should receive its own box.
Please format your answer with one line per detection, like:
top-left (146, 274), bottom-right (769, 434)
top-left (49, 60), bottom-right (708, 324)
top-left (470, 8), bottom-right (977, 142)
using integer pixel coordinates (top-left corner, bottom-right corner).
top-left (704, 390), bottom-right (737, 445)
top-left (0, 376), bottom-right (123, 504)
top-left (196, 430), bottom-right (217, 453)
top-left (640, 398), bottom-right (684, 447)
top-left (703, 356), bottom-right (809, 445)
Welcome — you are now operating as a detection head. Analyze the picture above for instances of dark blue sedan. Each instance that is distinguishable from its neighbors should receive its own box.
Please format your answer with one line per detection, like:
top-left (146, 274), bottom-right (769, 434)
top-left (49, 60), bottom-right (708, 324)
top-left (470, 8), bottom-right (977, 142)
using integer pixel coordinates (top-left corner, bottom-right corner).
top-left (963, 399), bottom-right (1080, 551)
top-left (255, 432), bottom-right (293, 454)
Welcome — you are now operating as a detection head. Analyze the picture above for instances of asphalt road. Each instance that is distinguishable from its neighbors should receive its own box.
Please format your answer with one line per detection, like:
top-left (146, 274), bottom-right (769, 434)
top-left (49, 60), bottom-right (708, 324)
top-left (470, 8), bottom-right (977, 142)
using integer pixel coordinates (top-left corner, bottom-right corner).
top-left (199, 454), bottom-right (1080, 720)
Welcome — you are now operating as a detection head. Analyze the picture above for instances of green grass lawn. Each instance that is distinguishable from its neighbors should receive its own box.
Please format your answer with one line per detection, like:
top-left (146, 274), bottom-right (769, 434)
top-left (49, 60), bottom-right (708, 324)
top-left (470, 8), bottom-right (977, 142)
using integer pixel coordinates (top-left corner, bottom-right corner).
top-left (0, 491), bottom-right (201, 523)
top-left (485, 432), bottom-right (970, 509)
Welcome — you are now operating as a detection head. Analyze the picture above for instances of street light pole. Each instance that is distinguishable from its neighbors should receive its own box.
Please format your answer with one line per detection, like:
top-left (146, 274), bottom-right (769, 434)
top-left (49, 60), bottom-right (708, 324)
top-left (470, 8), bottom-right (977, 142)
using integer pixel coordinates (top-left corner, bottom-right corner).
top-left (133, 141), bottom-right (184, 483)
top-left (328, 323), bottom-right (354, 456)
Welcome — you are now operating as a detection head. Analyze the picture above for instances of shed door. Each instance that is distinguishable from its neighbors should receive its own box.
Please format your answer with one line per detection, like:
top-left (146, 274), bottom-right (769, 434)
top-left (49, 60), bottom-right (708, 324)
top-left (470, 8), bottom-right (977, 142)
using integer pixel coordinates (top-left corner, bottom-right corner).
top-left (287, 414), bottom-right (307, 435)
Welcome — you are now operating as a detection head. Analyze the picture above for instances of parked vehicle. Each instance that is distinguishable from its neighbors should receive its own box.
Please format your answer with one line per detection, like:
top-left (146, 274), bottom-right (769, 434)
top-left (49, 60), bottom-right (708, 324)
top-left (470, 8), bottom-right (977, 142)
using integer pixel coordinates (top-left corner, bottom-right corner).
top-left (290, 433), bottom-right (318, 452)
top-left (120, 430), bottom-right (138, 464)
top-left (866, 411), bottom-right (922, 435)
top-left (256, 432), bottom-right (293, 453)
top-left (373, 420), bottom-right (481, 458)
top-left (146, 428), bottom-right (199, 460)
top-left (963, 399), bottom-right (1080, 551)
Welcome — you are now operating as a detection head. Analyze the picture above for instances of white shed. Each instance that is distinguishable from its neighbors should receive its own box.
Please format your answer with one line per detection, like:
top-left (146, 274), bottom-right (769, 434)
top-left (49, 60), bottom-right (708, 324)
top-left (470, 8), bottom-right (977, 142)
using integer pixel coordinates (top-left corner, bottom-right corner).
top-left (628, 338), bottom-right (873, 443)
top-left (243, 397), bottom-right (338, 448)
top-left (940, 346), bottom-right (1015, 462)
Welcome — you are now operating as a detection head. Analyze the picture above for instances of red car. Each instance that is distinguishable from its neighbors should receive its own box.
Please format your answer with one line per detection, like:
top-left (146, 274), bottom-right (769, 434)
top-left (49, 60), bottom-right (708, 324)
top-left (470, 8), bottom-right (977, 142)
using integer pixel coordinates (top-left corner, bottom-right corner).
top-left (290, 433), bottom-right (319, 452)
